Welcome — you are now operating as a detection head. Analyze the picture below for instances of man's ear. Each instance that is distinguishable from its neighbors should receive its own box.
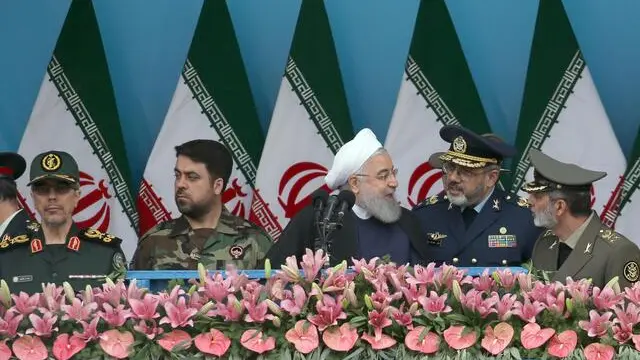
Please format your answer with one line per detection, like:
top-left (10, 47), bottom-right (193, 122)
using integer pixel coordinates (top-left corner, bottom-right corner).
top-left (213, 178), bottom-right (224, 196)
top-left (347, 176), bottom-right (360, 195)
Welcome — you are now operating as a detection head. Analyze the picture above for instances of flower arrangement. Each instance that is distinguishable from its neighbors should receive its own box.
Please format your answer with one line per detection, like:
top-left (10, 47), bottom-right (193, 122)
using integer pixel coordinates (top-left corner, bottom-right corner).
top-left (0, 249), bottom-right (639, 360)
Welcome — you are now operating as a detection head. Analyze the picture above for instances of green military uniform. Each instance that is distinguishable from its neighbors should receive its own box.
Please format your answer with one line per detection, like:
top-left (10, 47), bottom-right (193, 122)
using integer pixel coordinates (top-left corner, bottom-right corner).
top-left (524, 149), bottom-right (640, 289)
top-left (131, 209), bottom-right (272, 270)
top-left (0, 150), bottom-right (127, 294)
top-left (0, 222), bottom-right (126, 294)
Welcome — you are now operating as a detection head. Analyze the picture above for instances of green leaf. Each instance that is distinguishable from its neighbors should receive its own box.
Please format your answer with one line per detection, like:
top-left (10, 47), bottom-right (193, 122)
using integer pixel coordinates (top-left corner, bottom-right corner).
top-left (445, 313), bottom-right (469, 324)
top-left (341, 347), bottom-right (365, 360)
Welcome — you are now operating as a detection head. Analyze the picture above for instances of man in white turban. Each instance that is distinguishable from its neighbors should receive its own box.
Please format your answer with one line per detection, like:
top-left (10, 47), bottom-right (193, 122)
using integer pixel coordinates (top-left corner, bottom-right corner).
top-left (265, 128), bottom-right (429, 267)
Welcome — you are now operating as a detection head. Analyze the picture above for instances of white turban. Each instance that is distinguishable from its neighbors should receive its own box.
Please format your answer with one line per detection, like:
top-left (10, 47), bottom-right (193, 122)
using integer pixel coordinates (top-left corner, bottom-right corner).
top-left (325, 128), bottom-right (383, 190)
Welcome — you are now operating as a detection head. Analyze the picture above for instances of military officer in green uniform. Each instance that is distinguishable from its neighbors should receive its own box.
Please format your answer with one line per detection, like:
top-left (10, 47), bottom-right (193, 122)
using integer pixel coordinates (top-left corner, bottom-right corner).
top-left (131, 140), bottom-right (273, 270)
top-left (524, 149), bottom-right (640, 289)
top-left (0, 150), bottom-right (126, 294)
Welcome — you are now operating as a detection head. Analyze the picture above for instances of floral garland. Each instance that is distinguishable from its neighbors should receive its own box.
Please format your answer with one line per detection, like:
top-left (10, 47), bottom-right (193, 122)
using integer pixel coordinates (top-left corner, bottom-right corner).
top-left (0, 249), bottom-right (638, 360)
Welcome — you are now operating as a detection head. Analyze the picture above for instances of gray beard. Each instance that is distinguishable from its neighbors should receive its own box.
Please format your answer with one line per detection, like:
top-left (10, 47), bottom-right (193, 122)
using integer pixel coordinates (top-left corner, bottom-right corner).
top-left (533, 202), bottom-right (558, 228)
top-left (360, 192), bottom-right (402, 223)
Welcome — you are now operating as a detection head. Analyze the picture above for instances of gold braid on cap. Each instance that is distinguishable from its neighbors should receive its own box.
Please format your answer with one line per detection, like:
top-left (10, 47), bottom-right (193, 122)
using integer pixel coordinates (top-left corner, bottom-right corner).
top-left (439, 151), bottom-right (498, 168)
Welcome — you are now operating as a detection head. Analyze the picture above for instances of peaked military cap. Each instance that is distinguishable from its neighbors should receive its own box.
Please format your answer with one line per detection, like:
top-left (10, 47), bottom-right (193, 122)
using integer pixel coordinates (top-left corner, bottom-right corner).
top-left (521, 149), bottom-right (606, 193)
top-left (438, 126), bottom-right (517, 168)
top-left (27, 150), bottom-right (80, 186)
top-left (0, 152), bottom-right (26, 180)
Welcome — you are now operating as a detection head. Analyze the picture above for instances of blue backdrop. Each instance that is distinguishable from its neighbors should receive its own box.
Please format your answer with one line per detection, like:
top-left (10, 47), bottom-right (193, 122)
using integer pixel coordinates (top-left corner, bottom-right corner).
top-left (2, 0), bottom-right (640, 186)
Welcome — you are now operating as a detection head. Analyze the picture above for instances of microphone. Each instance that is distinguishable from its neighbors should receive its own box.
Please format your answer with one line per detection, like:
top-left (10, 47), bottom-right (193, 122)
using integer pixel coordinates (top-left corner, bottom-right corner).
top-left (310, 189), bottom-right (329, 253)
top-left (335, 190), bottom-right (356, 223)
top-left (322, 193), bottom-right (340, 224)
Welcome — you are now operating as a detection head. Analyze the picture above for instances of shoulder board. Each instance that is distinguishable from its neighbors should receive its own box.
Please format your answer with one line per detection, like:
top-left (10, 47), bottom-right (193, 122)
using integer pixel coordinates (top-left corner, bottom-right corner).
top-left (598, 228), bottom-right (622, 245)
top-left (0, 233), bottom-right (31, 251)
top-left (413, 194), bottom-right (445, 210)
top-left (503, 194), bottom-right (531, 208)
top-left (26, 220), bottom-right (41, 234)
top-left (80, 228), bottom-right (122, 246)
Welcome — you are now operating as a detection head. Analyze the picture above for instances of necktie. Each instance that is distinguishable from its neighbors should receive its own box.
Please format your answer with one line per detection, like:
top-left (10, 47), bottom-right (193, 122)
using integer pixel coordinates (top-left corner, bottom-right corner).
top-left (557, 242), bottom-right (572, 268)
top-left (462, 207), bottom-right (477, 229)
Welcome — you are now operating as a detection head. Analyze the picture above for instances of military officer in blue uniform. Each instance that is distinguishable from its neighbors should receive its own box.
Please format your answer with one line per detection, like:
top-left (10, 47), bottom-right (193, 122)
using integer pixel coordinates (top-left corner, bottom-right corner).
top-left (413, 125), bottom-right (543, 267)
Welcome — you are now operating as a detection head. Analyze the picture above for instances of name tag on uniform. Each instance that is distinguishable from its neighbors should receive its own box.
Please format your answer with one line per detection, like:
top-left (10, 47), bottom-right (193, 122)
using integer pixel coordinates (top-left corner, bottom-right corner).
top-left (12, 275), bottom-right (33, 283)
top-left (488, 234), bottom-right (517, 248)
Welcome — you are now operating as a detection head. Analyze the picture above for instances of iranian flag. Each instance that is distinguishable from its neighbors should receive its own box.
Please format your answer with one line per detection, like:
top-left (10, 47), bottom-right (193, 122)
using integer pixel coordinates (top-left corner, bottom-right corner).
top-left (250, 0), bottom-right (354, 241)
top-left (509, 0), bottom-right (626, 226)
top-left (385, 0), bottom-right (493, 208)
top-left (612, 129), bottom-right (640, 243)
top-left (137, 0), bottom-right (265, 236)
top-left (17, 0), bottom-right (139, 258)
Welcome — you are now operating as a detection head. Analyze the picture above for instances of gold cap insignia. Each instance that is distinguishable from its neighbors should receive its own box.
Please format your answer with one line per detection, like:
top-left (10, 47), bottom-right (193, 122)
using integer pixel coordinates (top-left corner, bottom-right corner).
top-left (229, 245), bottom-right (245, 259)
top-left (41, 153), bottom-right (62, 172)
top-left (452, 136), bottom-right (467, 154)
top-left (624, 261), bottom-right (639, 282)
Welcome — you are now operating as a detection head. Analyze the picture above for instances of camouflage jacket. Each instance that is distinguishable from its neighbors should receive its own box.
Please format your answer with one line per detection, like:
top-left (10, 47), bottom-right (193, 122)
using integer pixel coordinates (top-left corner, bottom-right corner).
top-left (131, 210), bottom-right (273, 270)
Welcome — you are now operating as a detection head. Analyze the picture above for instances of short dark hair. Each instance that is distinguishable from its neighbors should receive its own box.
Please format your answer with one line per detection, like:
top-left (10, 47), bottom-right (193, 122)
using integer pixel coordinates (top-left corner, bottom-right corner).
top-left (175, 139), bottom-right (233, 189)
top-left (0, 178), bottom-right (18, 202)
top-left (549, 189), bottom-right (592, 217)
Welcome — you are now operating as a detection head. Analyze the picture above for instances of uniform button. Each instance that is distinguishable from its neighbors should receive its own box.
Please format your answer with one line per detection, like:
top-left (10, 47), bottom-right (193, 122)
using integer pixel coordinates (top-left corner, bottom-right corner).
top-left (52, 272), bottom-right (58, 278)
top-left (452, 257), bottom-right (459, 264)
top-left (471, 258), bottom-right (477, 264)
top-left (501, 260), bottom-right (508, 266)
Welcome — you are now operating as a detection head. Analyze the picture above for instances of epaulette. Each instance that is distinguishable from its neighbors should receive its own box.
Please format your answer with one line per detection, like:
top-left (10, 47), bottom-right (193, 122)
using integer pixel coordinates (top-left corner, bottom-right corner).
top-left (80, 228), bottom-right (122, 246)
top-left (598, 228), bottom-right (621, 246)
top-left (0, 233), bottom-right (30, 251)
top-left (26, 220), bottom-right (41, 234)
top-left (503, 194), bottom-right (531, 208)
top-left (413, 194), bottom-right (445, 210)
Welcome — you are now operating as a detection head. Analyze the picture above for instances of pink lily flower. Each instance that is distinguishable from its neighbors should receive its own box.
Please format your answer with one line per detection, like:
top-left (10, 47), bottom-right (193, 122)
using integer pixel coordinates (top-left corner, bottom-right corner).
top-left (133, 319), bottom-right (164, 340)
top-left (212, 294), bottom-right (243, 321)
top-left (307, 295), bottom-right (347, 331)
top-left (494, 268), bottom-right (517, 290)
top-left (418, 291), bottom-right (452, 315)
top-left (472, 269), bottom-right (496, 293)
top-left (125, 279), bottom-right (145, 301)
top-left (202, 273), bottom-right (234, 302)
top-left (73, 317), bottom-right (100, 342)
top-left (578, 310), bottom-right (614, 337)
top-left (243, 300), bottom-right (274, 323)
top-left (0, 310), bottom-right (23, 338)
top-left (406, 263), bottom-right (436, 286)
top-left (592, 286), bottom-right (624, 311)
top-left (39, 283), bottom-right (64, 312)
top-left (368, 309), bottom-right (392, 339)
top-left (129, 294), bottom-right (160, 321)
top-left (98, 303), bottom-right (133, 327)
top-left (301, 249), bottom-right (327, 282)
top-left (321, 267), bottom-right (349, 293)
top-left (280, 284), bottom-right (307, 316)
top-left (496, 293), bottom-right (517, 321)
top-left (61, 298), bottom-right (97, 322)
top-left (94, 281), bottom-right (126, 308)
top-left (26, 312), bottom-right (58, 337)
top-left (400, 283), bottom-right (427, 305)
top-left (156, 285), bottom-right (185, 307)
top-left (513, 298), bottom-right (546, 323)
top-left (159, 297), bottom-right (198, 328)
top-left (11, 292), bottom-right (40, 315)
top-left (624, 281), bottom-right (640, 305)
top-left (351, 257), bottom-right (379, 275)
top-left (565, 277), bottom-right (592, 304)
top-left (517, 273), bottom-right (534, 292)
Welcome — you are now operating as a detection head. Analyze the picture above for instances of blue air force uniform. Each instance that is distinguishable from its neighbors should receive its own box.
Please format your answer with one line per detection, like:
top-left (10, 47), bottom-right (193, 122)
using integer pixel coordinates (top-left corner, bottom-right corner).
top-left (412, 125), bottom-right (544, 267)
top-left (413, 189), bottom-right (542, 267)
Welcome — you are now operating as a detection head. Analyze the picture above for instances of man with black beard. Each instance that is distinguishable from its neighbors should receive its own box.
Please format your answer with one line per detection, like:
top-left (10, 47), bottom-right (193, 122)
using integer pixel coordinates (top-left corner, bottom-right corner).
top-left (265, 128), bottom-right (430, 267)
top-left (413, 125), bottom-right (542, 267)
top-left (524, 149), bottom-right (640, 289)
top-left (131, 140), bottom-right (273, 270)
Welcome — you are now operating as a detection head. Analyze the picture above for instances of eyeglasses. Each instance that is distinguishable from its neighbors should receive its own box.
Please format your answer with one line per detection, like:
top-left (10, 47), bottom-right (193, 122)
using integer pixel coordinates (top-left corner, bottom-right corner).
top-left (354, 167), bottom-right (398, 182)
top-left (442, 163), bottom-right (489, 181)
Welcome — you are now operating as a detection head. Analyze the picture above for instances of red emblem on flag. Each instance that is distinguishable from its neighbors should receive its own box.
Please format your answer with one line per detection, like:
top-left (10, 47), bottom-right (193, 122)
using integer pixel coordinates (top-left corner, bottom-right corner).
top-left (222, 178), bottom-right (249, 218)
top-left (407, 161), bottom-right (444, 208)
top-left (278, 162), bottom-right (331, 219)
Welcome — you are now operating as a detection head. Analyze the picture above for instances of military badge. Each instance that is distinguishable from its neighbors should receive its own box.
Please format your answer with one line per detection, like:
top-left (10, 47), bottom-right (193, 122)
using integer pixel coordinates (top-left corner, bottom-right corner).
top-left (624, 261), bottom-right (639, 283)
top-left (427, 232), bottom-right (447, 246)
top-left (67, 236), bottom-right (81, 252)
top-left (517, 197), bottom-right (530, 208)
top-left (492, 199), bottom-right (500, 211)
top-left (452, 136), bottom-right (467, 154)
top-left (26, 221), bottom-right (40, 233)
top-left (30, 239), bottom-right (43, 254)
top-left (229, 245), bottom-right (245, 259)
top-left (112, 252), bottom-right (126, 269)
top-left (41, 153), bottom-right (62, 172)
top-left (488, 234), bottom-right (517, 248)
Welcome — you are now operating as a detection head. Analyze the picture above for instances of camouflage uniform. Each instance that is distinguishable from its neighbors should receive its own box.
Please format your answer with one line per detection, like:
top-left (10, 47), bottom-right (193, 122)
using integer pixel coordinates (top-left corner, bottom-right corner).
top-left (131, 209), bottom-right (273, 270)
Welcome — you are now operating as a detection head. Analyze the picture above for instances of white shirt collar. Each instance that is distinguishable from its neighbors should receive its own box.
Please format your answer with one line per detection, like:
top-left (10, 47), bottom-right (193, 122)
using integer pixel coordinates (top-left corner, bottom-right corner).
top-left (352, 203), bottom-right (371, 220)
top-left (0, 209), bottom-right (23, 237)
